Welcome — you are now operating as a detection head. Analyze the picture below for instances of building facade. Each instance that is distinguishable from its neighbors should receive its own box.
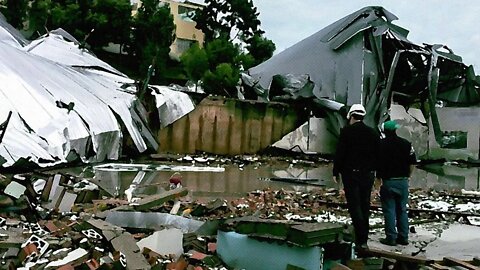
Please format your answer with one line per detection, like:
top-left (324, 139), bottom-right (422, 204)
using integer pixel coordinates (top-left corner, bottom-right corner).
top-left (131, 0), bottom-right (205, 59)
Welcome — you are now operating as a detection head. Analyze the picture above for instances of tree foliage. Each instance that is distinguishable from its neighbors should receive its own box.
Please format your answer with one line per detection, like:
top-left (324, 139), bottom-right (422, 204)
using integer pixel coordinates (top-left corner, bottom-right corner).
top-left (182, 0), bottom-right (275, 97)
top-left (180, 43), bottom-right (209, 85)
top-left (28, 0), bottom-right (131, 50)
top-left (0, 0), bottom-right (29, 29)
top-left (194, 0), bottom-right (263, 43)
top-left (29, 0), bottom-right (52, 36)
top-left (246, 34), bottom-right (276, 67)
top-left (130, 0), bottom-right (176, 84)
top-left (203, 63), bottom-right (240, 96)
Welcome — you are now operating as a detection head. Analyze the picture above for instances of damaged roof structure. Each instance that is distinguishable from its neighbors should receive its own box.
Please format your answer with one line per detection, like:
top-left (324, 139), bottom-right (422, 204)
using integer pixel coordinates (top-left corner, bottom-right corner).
top-left (248, 6), bottom-right (480, 159)
top-left (0, 13), bottom-right (195, 168)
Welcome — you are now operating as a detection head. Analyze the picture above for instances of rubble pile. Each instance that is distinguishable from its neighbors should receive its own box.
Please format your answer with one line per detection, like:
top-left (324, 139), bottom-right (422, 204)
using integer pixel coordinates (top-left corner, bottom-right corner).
top-left (0, 167), bottom-right (479, 269)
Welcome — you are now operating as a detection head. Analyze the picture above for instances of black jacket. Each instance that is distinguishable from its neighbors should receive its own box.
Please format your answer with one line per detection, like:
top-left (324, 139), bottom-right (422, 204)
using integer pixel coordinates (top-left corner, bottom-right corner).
top-left (333, 121), bottom-right (380, 177)
top-left (377, 132), bottom-right (416, 179)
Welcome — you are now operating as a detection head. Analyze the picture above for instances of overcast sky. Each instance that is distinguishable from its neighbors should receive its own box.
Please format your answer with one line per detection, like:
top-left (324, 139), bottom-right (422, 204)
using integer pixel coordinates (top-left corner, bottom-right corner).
top-left (249, 0), bottom-right (480, 69)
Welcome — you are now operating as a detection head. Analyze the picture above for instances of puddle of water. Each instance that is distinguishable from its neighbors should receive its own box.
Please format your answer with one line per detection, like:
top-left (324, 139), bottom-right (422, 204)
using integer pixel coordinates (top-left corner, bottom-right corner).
top-left (49, 161), bottom-right (480, 201)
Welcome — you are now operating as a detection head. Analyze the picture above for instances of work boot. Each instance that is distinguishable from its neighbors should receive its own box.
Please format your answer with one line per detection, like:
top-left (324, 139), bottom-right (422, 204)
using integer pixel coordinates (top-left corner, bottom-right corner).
top-left (379, 238), bottom-right (396, 246)
top-left (397, 238), bottom-right (409, 246)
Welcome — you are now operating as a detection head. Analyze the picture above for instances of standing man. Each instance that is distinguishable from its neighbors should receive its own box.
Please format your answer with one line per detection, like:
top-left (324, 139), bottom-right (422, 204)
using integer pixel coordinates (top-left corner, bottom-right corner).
top-left (378, 120), bottom-right (416, 246)
top-left (333, 104), bottom-right (380, 249)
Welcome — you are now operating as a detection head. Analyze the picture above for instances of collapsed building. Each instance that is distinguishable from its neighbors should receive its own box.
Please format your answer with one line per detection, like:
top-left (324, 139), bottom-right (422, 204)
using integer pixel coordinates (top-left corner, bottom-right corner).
top-left (248, 6), bottom-right (480, 161)
top-left (1, 6), bottom-right (480, 169)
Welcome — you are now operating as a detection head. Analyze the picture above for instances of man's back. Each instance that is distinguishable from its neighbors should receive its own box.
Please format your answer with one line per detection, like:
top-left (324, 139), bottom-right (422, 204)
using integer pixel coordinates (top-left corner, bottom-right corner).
top-left (378, 134), bottom-right (416, 179)
top-left (333, 121), bottom-right (379, 176)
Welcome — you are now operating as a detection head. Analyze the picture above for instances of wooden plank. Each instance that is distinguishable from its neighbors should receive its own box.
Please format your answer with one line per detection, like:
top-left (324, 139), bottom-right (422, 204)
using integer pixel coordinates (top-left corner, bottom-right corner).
top-left (443, 257), bottom-right (480, 270)
top-left (359, 247), bottom-right (433, 265)
top-left (429, 263), bottom-right (449, 270)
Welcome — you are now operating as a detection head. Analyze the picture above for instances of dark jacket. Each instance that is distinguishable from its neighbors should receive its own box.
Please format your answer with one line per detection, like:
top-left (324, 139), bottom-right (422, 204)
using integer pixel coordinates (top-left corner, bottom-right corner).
top-left (377, 132), bottom-right (416, 179)
top-left (333, 121), bottom-right (380, 177)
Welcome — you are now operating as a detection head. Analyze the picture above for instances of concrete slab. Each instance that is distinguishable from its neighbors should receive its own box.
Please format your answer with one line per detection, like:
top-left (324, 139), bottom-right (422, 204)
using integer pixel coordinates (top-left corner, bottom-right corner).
top-left (136, 228), bottom-right (183, 259)
top-left (4, 181), bottom-right (26, 199)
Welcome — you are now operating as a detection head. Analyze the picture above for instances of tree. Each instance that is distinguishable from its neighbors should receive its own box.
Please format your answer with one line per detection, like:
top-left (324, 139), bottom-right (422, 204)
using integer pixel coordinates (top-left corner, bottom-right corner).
top-left (28, 0), bottom-right (52, 37)
top-left (88, 0), bottom-right (132, 50)
top-left (0, 0), bottom-right (29, 29)
top-left (28, 0), bottom-right (131, 50)
top-left (203, 63), bottom-right (240, 97)
top-left (182, 0), bottom-right (275, 97)
top-left (180, 43), bottom-right (209, 90)
top-left (194, 0), bottom-right (263, 44)
top-left (245, 33), bottom-right (276, 67)
top-left (130, 0), bottom-right (175, 85)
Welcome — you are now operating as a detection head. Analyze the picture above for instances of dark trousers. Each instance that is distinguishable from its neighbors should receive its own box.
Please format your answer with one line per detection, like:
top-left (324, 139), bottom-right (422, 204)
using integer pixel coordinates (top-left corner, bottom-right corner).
top-left (342, 170), bottom-right (375, 246)
top-left (380, 178), bottom-right (409, 241)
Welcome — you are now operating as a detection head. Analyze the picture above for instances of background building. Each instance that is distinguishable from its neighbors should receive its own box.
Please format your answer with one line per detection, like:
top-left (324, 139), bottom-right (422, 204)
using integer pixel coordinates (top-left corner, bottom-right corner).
top-left (131, 0), bottom-right (204, 59)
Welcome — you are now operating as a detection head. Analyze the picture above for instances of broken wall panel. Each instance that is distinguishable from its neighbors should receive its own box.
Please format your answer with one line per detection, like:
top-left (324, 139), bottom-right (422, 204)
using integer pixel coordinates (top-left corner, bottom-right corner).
top-left (273, 117), bottom-right (338, 155)
top-left (427, 107), bottom-right (480, 160)
top-left (151, 86), bottom-right (195, 129)
top-left (390, 104), bottom-right (429, 158)
top-left (158, 97), bottom-right (306, 155)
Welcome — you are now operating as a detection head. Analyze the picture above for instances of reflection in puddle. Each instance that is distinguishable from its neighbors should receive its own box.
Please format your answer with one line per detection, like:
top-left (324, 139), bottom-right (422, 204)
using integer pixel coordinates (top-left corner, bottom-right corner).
top-left (53, 162), bottom-right (480, 201)
top-left (90, 163), bottom-right (333, 201)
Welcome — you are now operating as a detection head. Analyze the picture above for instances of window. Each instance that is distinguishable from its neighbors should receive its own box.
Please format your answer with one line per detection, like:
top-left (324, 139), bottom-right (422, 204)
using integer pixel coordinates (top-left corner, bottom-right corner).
top-left (176, 38), bottom-right (195, 54)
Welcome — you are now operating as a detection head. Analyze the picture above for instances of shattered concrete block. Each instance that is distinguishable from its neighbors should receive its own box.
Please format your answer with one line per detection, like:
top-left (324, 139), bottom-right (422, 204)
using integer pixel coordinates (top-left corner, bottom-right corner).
top-left (23, 222), bottom-right (48, 236)
top-left (2, 247), bottom-right (19, 258)
top-left (4, 181), bottom-right (26, 199)
top-left (134, 188), bottom-right (188, 211)
top-left (81, 229), bottom-right (103, 240)
top-left (0, 228), bottom-right (25, 248)
top-left (86, 218), bottom-right (124, 241)
top-left (21, 234), bottom-right (49, 257)
top-left (137, 228), bottom-right (183, 259)
top-left (111, 232), bottom-right (150, 270)
top-left (45, 248), bottom-right (89, 269)
top-left (18, 243), bottom-right (38, 263)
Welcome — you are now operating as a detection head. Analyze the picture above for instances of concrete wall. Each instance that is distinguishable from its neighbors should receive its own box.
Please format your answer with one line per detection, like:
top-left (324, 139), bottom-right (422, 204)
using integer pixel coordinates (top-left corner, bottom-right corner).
top-left (158, 97), bottom-right (306, 155)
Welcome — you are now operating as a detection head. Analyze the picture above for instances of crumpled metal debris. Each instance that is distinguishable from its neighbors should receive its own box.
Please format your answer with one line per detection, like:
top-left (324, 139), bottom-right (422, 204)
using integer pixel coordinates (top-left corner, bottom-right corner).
top-left (247, 6), bottom-right (480, 158)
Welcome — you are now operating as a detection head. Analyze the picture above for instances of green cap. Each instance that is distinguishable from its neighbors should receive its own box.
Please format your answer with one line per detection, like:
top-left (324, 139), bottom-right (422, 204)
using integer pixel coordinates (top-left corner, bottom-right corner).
top-left (383, 120), bottom-right (400, 131)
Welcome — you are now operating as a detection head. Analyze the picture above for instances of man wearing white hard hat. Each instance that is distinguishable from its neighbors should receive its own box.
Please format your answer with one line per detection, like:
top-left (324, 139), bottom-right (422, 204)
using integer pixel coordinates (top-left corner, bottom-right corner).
top-left (333, 103), bottom-right (380, 250)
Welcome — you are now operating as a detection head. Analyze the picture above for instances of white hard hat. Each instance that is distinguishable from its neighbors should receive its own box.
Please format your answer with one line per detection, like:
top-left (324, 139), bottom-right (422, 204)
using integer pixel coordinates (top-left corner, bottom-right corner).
top-left (347, 104), bottom-right (366, 119)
